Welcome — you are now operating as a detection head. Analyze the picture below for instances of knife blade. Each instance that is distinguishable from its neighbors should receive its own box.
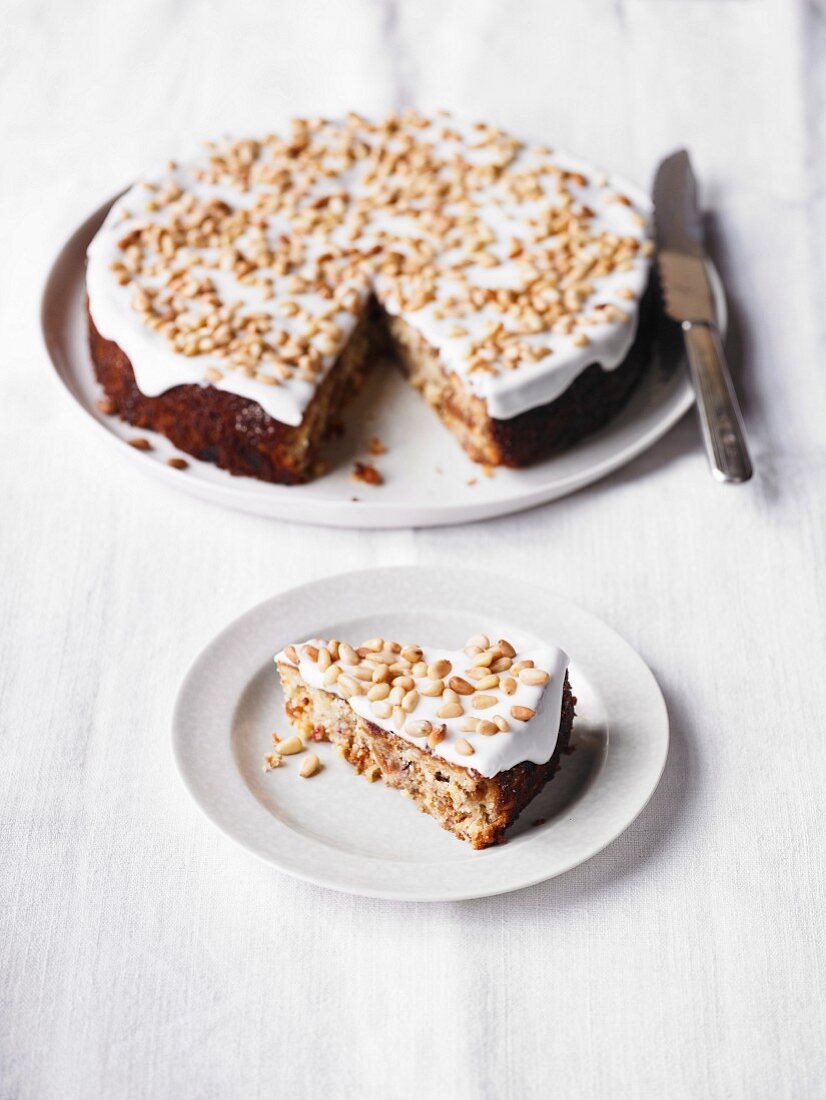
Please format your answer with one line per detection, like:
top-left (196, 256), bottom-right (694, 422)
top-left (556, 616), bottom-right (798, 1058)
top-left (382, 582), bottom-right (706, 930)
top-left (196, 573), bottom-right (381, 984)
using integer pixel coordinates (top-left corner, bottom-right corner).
top-left (654, 150), bottom-right (753, 483)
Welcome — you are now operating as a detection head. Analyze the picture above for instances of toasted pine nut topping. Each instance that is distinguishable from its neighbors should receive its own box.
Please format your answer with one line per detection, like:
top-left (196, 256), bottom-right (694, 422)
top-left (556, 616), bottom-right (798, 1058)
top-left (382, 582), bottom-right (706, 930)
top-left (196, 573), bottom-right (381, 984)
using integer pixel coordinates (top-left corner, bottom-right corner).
top-left (474, 674), bottom-right (500, 692)
top-left (420, 679), bottom-right (444, 697)
top-left (448, 676), bottom-right (474, 696)
top-left (472, 694), bottom-right (497, 709)
top-left (427, 659), bottom-right (452, 680)
top-left (511, 706), bottom-right (535, 722)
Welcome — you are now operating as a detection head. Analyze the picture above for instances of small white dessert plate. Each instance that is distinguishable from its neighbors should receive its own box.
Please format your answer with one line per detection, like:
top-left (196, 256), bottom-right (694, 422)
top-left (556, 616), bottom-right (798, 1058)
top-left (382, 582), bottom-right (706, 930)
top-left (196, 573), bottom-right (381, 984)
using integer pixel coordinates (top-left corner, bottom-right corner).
top-left (172, 567), bottom-right (668, 901)
top-left (41, 196), bottom-right (726, 530)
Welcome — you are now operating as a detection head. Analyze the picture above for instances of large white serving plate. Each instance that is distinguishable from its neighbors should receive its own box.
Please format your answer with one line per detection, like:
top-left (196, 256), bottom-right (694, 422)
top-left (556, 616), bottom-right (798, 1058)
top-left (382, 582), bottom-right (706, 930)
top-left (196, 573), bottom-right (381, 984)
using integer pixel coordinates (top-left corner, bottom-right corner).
top-left (42, 196), bottom-right (724, 529)
top-left (172, 567), bottom-right (669, 901)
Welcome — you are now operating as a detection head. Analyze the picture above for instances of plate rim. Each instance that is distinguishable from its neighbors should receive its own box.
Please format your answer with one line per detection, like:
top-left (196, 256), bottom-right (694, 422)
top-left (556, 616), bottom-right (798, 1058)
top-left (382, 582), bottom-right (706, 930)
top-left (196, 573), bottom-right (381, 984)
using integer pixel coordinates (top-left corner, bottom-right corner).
top-left (171, 566), bottom-right (669, 901)
top-left (40, 194), bottom-right (724, 530)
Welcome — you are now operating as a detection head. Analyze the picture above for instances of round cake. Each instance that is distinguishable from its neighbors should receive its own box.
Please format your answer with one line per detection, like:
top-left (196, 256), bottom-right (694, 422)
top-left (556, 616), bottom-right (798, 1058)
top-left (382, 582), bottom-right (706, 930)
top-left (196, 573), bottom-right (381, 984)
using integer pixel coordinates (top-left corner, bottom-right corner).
top-left (86, 110), bottom-right (654, 483)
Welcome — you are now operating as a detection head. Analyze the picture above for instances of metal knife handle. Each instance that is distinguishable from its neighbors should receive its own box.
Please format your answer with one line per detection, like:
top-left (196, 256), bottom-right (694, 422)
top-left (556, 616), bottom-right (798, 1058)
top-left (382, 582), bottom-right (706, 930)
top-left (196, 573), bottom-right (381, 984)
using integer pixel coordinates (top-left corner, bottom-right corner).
top-left (682, 321), bottom-right (753, 483)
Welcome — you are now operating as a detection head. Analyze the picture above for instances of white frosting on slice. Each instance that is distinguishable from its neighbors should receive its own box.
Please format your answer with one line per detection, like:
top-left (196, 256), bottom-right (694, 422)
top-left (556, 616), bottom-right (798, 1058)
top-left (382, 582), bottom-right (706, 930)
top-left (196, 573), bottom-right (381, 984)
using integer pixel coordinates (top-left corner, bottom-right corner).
top-left (275, 637), bottom-right (569, 779)
top-left (87, 112), bottom-right (652, 429)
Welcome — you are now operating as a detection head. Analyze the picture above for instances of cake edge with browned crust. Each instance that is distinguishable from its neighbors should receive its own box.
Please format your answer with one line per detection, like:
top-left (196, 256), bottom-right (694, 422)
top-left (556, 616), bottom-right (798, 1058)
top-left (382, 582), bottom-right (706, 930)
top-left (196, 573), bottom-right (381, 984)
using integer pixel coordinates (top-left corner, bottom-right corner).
top-left (87, 301), bottom-right (377, 484)
top-left (88, 287), bottom-right (653, 482)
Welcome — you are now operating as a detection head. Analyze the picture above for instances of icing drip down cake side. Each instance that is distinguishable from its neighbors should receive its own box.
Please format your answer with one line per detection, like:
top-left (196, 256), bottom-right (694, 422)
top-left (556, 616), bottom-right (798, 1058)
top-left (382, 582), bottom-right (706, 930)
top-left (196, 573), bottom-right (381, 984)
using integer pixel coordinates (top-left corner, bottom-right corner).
top-left (86, 111), bottom-right (654, 483)
top-left (275, 633), bottom-right (575, 849)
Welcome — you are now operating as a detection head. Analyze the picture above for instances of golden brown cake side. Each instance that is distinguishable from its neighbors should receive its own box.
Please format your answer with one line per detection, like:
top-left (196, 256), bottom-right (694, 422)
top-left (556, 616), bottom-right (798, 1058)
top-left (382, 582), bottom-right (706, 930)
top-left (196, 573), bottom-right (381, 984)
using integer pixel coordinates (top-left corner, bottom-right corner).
top-left (88, 303), bottom-right (376, 484)
top-left (278, 661), bottom-right (575, 849)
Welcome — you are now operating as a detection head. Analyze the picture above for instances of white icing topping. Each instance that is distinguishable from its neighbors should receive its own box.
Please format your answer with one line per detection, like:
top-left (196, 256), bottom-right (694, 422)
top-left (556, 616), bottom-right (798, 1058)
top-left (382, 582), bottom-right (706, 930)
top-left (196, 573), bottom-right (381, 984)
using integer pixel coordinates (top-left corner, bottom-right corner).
top-left (275, 637), bottom-right (569, 779)
top-left (87, 113), bottom-right (652, 428)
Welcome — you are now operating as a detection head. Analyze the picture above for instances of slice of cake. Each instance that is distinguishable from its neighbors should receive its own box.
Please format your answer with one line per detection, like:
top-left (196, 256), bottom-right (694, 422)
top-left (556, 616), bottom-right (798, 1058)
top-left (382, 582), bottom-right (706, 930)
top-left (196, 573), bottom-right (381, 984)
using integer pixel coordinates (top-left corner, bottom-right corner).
top-left (275, 633), bottom-right (574, 849)
top-left (86, 111), bottom-right (653, 483)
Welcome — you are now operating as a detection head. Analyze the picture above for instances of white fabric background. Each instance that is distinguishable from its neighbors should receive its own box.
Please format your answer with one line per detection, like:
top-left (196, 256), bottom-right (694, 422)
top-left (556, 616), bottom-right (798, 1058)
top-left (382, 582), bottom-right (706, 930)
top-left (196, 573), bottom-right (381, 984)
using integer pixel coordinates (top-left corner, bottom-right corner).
top-left (2, 1), bottom-right (825, 1097)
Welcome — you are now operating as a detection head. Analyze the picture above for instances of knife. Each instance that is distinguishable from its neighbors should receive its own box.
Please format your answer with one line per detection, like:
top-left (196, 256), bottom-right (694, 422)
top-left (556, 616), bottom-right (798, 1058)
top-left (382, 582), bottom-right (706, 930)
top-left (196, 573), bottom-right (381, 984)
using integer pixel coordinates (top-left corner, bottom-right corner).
top-left (654, 150), bottom-right (753, 483)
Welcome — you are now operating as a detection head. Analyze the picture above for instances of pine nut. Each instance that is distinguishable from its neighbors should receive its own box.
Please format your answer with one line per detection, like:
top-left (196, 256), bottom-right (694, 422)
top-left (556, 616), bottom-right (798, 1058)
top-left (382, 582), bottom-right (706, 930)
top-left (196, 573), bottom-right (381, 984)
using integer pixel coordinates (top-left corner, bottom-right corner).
top-left (442, 689), bottom-right (460, 705)
top-left (299, 753), bottom-right (320, 777)
top-left (520, 668), bottom-right (550, 686)
top-left (350, 665), bottom-right (374, 681)
top-left (402, 646), bottom-right (423, 663)
top-left (406, 719), bottom-right (432, 738)
top-left (411, 661), bottom-right (428, 678)
top-left (284, 645), bottom-right (299, 665)
top-left (328, 640), bottom-right (340, 660)
top-left (402, 689), bottom-right (419, 712)
top-left (428, 659), bottom-right (452, 679)
top-left (472, 694), bottom-right (497, 709)
top-left (437, 702), bottom-right (464, 719)
top-left (493, 715), bottom-right (510, 732)
top-left (490, 657), bottom-right (512, 673)
top-left (466, 666), bottom-right (490, 681)
top-left (323, 664), bottom-right (342, 686)
top-left (466, 633), bottom-right (490, 650)
top-left (372, 700), bottom-right (393, 719)
top-left (339, 643), bottom-right (359, 666)
top-left (392, 675), bottom-right (415, 691)
top-left (317, 648), bottom-right (332, 671)
top-left (389, 686), bottom-right (404, 705)
top-left (428, 725), bottom-right (446, 749)
top-left (420, 679), bottom-right (444, 697)
top-left (512, 659), bottom-right (534, 674)
top-left (476, 720), bottom-right (498, 736)
top-left (372, 665), bottom-right (390, 683)
top-left (459, 717), bottom-right (480, 732)
top-left (392, 706), bottom-right (406, 726)
top-left (455, 738), bottom-right (475, 756)
top-left (337, 674), bottom-right (362, 697)
top-left (363, 637), bottom-right (384, 652)
top-left (474, 674), bottom-right (499, 691)
top-left (470, 649), bottom-right (495, 669)
top-left (497, 638), bottom-right (516, 659)
top-left (511, 706), bottom-right (535, 722)
top-left (367, 682), bottom-right (390, 701)
top-left (275, 736), bottom-right (303, 755)
top-left (448, 676), bottom-right (474, 696)
top-left (370, 651), bottom-right (397, 665)
top-left (302, 644), bottom-right (319, 662)
top-left (501, 677), bottom-right (517, 695)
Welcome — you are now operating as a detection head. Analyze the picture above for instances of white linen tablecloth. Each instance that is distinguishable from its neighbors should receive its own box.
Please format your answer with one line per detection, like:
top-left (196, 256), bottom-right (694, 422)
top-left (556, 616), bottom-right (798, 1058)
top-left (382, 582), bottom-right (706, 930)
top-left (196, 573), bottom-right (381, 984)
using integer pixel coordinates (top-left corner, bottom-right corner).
top-left (2, 1), bottom-right (825, 1096)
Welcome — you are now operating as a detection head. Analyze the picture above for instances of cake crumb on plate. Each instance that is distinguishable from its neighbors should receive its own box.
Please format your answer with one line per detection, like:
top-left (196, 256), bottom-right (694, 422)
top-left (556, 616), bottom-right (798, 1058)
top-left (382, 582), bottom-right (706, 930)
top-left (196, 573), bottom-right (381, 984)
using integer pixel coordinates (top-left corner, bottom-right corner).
top-left (352, 461), bottom-right (383, 486)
